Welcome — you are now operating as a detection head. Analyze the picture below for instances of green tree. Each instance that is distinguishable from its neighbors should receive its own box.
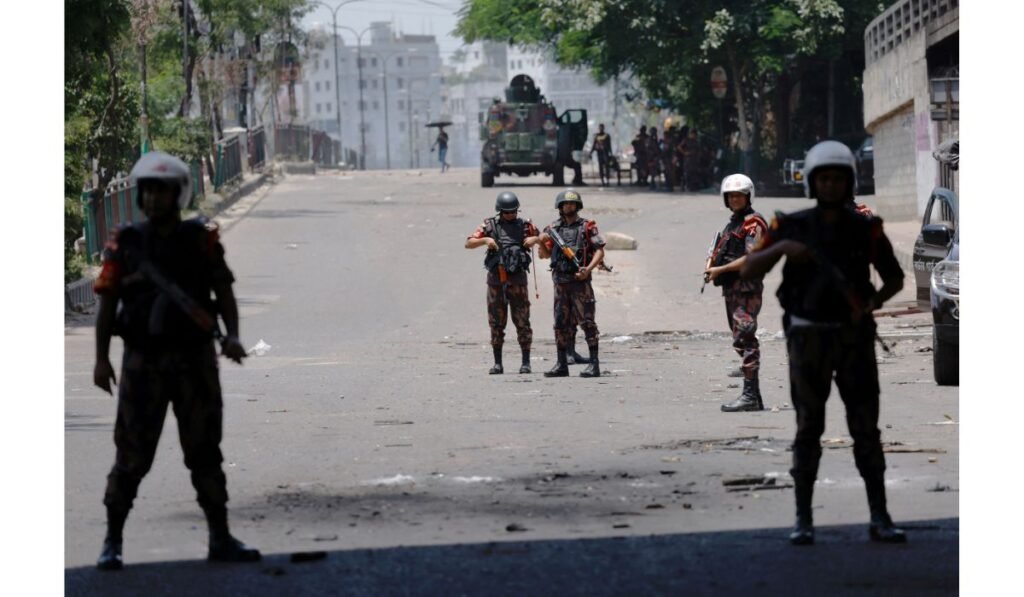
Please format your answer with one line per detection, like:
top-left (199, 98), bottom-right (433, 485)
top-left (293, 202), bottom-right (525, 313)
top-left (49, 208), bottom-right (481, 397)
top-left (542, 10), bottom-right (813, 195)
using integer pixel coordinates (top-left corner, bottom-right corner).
top-left (457, 0), bottom-right (884, 176)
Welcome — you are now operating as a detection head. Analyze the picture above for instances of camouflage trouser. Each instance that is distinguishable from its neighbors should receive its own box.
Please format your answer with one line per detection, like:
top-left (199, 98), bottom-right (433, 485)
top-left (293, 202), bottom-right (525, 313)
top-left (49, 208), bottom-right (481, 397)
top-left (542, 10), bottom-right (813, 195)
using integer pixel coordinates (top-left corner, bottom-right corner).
top-left (103, 343), bottom-right (228, 514)
top-left (786, 323), bottom-right (887, 484)
top-left (724, 290), bottom-right (762, 380)
top-left (487, 283), bottom-right (532, 350)
top-left (553, 280), bottom-right (599, 350)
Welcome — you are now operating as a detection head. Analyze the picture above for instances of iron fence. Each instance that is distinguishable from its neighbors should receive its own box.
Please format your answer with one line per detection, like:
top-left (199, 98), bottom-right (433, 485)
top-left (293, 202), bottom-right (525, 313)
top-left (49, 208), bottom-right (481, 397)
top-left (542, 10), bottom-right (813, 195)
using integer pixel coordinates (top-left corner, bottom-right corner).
top-left (214, 135), bottom-right (244, 191)
top-left (275, 124), bottom-right (310, 160)
top-left (249, 126), bottom-right (268, 171)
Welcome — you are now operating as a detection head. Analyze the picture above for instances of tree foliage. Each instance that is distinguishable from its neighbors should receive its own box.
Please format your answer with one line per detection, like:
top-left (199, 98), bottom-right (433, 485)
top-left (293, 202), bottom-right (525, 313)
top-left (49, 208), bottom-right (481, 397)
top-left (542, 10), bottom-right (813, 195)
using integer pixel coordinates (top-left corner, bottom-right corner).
top-left (456, 0), bottom-right (885, 173)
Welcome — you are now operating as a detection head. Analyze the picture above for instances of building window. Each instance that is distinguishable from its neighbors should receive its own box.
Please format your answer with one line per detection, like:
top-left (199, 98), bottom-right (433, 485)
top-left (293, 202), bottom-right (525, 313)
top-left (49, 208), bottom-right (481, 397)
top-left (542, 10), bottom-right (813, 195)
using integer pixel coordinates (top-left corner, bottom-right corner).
top-left (399, 122), bottom-right (406, 132)
top-left (397, 77), bottom-right (404, 89)
top-left (325, 80), bottom-right (331, 91)
top-left (360, 79), bottom-right (366, 89)
top-left (315, 81), bottom-right (321, 92)
top-left (359, 100), bottom-right (367, 110)
top-left (371, 57), bottom-right (378, 67)
top-left (509, 61), bottom-right (514, 70)
top-left (316, 103), bottom-right (322, 113)
top-left (397, 57), bottom-right (403, 67)
top-left (324, 59), bottom-right (330, 68)
top-left (372, 80), bottom-right (378, 89)
top-left (474, 51), bottom-right (479, 59)
top-left (359, 57), bottom-right (365, 67)
top-left (372, 100), bottom-right (379, 110)
top-left (398, 100), bottom-right (405, 110)
top-left (326, 103), bottom-right (332, 112)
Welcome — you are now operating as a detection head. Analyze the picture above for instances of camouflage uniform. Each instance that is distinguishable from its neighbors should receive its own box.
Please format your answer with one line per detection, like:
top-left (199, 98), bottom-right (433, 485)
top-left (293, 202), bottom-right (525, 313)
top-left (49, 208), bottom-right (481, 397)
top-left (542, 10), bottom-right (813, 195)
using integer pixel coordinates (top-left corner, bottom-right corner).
top-left (543, 217), bottom-right (606, 349)
top-left (94, 218), bottom-right (235, 517)
top-left (469, 217), bottom-right (539, 351)
top-left (712, 208), bottom-right (769, 380)
top-left (761, 205), bottom-right (904, 534)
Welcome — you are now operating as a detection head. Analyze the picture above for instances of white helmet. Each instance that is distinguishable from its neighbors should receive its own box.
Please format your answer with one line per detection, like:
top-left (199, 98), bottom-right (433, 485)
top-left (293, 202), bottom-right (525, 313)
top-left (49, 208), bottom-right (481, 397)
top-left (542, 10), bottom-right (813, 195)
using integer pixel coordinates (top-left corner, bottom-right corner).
top-left (721, 173), bottom-right (755, 208)
top-left (802, 140), bottom-right (857, 200)
top-left (129, 151), bottom-right (192, 210)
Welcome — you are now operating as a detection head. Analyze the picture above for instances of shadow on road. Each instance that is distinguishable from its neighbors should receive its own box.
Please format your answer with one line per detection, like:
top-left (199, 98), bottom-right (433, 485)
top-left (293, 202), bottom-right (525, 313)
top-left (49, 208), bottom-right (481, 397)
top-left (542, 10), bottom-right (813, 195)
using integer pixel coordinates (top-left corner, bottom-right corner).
top-left (66, 517), bottom-right (957, 596)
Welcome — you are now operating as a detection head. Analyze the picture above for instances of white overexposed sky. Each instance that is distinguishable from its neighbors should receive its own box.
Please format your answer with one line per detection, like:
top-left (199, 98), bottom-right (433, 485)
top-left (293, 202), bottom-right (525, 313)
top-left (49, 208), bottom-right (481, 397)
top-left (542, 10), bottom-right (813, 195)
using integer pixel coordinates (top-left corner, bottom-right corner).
top-left (303, 0), bottom-right (465, 61)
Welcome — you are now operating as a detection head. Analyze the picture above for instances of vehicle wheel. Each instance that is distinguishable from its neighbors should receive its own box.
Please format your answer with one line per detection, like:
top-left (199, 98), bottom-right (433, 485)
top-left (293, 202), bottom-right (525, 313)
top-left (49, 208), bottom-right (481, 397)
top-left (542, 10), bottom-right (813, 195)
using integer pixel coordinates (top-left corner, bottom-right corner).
top-left (933, 330), bottom-right (959, 386)
top-left (481, 171), bottom-right (494, 188)
top-left (552, 164), bottom-right (565, 186)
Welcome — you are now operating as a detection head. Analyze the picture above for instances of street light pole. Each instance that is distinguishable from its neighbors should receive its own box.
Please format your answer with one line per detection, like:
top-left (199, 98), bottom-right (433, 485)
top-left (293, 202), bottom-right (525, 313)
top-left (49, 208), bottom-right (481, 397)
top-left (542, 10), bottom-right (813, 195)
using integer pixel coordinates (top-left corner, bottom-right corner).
top-left (310, 1), bottom-right (365, 166)
top-left (337, 25), bottom-right (371, 170)
top-left (364, 49), bottom-right (416, 171)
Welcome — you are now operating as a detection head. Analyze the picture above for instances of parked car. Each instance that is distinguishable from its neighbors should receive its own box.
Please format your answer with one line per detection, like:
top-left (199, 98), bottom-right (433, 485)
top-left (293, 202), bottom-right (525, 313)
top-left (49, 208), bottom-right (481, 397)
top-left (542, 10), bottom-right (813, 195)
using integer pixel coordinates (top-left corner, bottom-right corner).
top-left (912, 139), bottom-right (959, 385)
top-left (929, 231), bottom-right (958, 385)
top-left (855, 136), bottom-right (875, 194)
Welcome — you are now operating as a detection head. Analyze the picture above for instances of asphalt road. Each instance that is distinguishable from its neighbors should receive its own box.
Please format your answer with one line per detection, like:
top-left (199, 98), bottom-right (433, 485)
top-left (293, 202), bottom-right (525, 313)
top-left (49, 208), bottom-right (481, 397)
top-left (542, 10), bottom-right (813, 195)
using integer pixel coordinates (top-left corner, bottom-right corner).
top-left (64, 167), bottom-right (958, 595)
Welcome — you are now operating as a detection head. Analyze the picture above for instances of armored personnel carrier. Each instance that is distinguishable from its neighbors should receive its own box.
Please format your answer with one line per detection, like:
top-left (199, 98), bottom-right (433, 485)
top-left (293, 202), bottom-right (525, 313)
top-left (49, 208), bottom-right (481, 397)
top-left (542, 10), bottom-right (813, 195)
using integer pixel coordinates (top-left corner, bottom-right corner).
top-left (480, 74), bottom-right (588, 187)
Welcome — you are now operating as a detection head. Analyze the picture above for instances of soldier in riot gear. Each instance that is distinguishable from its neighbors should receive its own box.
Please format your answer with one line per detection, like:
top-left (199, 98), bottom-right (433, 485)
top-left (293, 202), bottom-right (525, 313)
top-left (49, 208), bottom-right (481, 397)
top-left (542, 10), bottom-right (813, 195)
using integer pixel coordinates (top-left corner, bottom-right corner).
top-left (742, 140), bottom-right (907, 546)
top-left (705, 173), bottom-right (769, 412)
top-left (466, 191), bottom-right (540, 374)
top-left (92, 151), bottom-right (260, 570)
top-left (537, 189), bottom-right (607, 378)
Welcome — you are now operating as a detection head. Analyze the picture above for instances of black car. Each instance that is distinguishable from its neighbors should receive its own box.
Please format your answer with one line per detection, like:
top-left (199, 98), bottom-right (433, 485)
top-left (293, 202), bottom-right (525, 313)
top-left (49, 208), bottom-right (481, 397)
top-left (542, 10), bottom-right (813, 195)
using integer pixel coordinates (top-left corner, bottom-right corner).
top-left (913, 185), bottom-right (958, 385)
top-left (929, 231), bottom-right (958, 386)
top-left (855, 136), bottom-right (874, 195)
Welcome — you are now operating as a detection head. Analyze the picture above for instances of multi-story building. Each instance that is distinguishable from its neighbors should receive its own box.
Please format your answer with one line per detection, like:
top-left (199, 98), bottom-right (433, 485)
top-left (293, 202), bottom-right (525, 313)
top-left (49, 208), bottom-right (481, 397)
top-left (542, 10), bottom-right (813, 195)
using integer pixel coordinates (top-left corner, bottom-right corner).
top-left (253, 22), bottom-right (444, 170)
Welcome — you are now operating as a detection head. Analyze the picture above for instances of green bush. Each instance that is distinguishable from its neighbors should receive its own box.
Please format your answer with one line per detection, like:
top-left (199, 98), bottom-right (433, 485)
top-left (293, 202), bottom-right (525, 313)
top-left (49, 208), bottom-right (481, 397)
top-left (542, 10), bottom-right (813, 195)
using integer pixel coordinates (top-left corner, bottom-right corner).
top-left (65, 196), bottom-right (87, 284)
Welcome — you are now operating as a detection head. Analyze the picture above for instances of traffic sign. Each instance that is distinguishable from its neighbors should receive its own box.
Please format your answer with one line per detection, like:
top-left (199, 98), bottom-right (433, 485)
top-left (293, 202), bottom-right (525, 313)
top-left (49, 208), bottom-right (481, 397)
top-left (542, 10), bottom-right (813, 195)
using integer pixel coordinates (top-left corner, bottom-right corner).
top-left (711, 66), bottom-right (727, 99)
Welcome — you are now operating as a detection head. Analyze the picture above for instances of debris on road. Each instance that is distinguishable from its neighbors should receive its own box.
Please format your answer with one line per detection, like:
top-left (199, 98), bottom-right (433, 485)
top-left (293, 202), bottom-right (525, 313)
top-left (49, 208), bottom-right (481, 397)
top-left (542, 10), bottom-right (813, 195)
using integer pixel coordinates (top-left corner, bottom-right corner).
top-left (604, 232), bottom-right (638, 250)
top-left (290, 551), bottom-right (328, 563)
top-left (611, 335), bottom-right (634, 343)
top-left (248, 339), bottom-right (272, 356)
top-left (506, 523), bottom-right (529, 532)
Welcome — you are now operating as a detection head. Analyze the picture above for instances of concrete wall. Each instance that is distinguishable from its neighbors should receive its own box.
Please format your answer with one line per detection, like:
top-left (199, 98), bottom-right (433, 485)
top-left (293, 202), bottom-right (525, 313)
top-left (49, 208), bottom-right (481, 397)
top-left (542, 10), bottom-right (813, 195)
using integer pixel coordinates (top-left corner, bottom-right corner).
top-left (862, 1), bottom-right (957, 221)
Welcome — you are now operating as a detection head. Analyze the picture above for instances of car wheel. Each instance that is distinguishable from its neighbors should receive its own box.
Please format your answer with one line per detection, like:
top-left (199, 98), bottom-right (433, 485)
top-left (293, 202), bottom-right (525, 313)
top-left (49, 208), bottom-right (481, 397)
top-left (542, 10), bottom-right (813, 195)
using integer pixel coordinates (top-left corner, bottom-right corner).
top-left (481, 171), bottom-right (494, 188)
top-left (933, 329), bottom-right (959, 386)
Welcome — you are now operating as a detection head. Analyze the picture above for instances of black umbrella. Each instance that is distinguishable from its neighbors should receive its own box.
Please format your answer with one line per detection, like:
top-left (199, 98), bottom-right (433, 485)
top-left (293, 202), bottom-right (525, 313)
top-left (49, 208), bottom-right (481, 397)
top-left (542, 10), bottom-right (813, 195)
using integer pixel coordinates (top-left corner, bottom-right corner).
top-left (425, 121), bottom-right (452, 128)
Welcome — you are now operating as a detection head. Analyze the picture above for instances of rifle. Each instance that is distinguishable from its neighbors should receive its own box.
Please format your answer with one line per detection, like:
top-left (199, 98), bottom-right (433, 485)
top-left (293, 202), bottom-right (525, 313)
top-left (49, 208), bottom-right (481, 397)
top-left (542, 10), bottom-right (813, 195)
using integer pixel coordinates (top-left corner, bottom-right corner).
top-left (138, 259), bottom-right (225, 343)
top-left (701, 231), bottom-right (725, 293)
top-left (548, 227), bottom-right (613, 273)
top-left (774, 211), bottom-right (892, 355)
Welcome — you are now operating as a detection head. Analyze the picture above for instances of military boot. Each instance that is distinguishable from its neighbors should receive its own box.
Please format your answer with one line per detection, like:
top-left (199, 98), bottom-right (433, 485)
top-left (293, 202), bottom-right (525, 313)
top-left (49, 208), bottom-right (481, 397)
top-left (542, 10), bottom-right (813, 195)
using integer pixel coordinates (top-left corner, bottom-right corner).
top-left (721, 378), bottom-right (764, 412)
top-left (519, 349), bottom-right (531, 374)
top-left (866, 477), bottom-right (907, 543)
top-left (568, 345), bottom-right (591, 365)
top-left (544, 349), bottom-right (569, 377)
top-left (789, 476), bottom-right (816, 546)
top-left (206, 507), bottom-right (261, 562)
top-left (489, 346), bottom-right (503, 375)
top-left (96, 506), bottom-right (128, 570)
top-left (579, 346), bottom-right (601, 378)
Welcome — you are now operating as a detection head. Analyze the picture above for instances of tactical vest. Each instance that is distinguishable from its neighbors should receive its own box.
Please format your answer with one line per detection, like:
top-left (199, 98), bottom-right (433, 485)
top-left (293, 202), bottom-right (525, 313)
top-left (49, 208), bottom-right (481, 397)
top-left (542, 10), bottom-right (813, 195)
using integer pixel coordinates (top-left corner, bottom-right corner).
top-left (776, 207), bottom-right (879, 323)
top-left (713, 210), bottom-right (766, 287)
top-left (113, 219), bottom-right (219, 348)
top-left (550, 218), bottom-right (590, 274)
top-left (483, 217), bottom-right (532, 275)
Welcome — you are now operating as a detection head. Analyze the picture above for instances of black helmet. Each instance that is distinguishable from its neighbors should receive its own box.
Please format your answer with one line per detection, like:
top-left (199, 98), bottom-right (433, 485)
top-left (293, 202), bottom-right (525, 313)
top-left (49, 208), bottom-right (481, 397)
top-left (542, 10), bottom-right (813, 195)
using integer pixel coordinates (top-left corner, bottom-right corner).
top-left (495, 191), bottom-right (520, 212)
top-left (555, 189), bottom-right (583, 210)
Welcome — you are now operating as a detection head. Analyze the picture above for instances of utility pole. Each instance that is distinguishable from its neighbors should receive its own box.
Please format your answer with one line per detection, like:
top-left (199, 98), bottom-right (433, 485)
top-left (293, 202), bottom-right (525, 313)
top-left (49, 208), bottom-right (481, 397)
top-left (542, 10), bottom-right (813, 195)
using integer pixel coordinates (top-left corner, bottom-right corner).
top-left (338, 24), bottom-right (371, 169)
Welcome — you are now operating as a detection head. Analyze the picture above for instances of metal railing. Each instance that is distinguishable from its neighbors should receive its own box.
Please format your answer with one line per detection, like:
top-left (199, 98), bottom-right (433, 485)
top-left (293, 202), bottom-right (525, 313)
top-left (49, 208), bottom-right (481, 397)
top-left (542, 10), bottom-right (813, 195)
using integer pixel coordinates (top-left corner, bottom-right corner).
top-left (248, 126), bottom-right (268, 171)
top-left (214, 135), bottom-right (244, 191)
top-left (311, 130), bottom-right (341, 168)
top-left (275, 124), bottom-right (311, 160)
top-left (865, 0), bottom-right (958, 65)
